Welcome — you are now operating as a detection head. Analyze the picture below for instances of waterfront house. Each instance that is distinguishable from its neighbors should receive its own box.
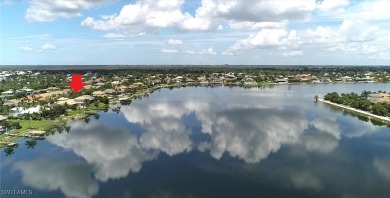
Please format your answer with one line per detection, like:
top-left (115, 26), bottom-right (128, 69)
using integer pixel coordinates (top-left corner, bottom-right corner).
top-left (295, 74), bottom-right (311, 82)
top-left (197, 76), bottom-right (206, 81)
top-left (320, 77), bottom-right (332, 83)
top-left (276, 78), bottom-right (288, 84)
top-left (16, 88), bottom-right (34, 95)
top-left (56, 98), bottom-right (77, 107)
top-left (174, 76), bottom-right (183, 83)
top-left (92, 91), bottom-right (105, 97)
top-left (1, 89), bottom-right (14, 97)
top-left (104, 89), bottom-right (116, 95)
top-left (186, 78), bottom-right (196, 84)
top-left (341, 76), bottom-right (353, 82)
top-left (74, 95), bottom-right (94, 108)
top-left (75, 95), bottom-right (94, 103)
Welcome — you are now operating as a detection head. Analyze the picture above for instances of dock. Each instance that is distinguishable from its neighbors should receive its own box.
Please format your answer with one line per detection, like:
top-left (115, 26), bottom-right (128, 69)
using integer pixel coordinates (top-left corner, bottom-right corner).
top-left (4, 132), bottom-right (29, 137)
top-left (0, 141), bottom-right (17, 147)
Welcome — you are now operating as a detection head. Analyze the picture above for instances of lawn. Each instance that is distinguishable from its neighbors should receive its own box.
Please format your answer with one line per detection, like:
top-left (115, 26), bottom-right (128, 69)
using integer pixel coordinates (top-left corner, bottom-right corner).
top-left (12, 119), bottom-right (59, 133)
top-left (0, 119), bottom-right (61, 144)
top-left (67, 109), bottom-right (85, 116)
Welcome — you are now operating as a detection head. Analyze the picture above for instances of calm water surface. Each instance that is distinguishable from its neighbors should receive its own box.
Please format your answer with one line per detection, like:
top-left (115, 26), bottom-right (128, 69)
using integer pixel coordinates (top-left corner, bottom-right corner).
top-left (1, 84), bottom-right (390, 198)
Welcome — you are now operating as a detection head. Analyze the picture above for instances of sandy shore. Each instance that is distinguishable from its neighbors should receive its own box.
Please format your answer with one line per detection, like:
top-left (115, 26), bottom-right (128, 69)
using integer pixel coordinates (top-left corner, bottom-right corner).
top-left (318, 99), bottom-right (390, 122)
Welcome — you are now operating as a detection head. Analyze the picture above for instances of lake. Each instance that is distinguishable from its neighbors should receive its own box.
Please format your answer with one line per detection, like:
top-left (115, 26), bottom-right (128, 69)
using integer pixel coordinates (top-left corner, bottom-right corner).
top-left (1, 83), bottom-right (390, 198)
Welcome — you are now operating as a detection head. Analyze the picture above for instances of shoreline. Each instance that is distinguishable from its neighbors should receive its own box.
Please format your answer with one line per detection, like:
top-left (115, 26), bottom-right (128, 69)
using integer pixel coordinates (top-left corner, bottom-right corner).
top-left (0, 84), bottom-right (171, 148)
top-left (0, 106), bottom-right (107, 148)
top-left (318, 99), bottom-right (390, 125)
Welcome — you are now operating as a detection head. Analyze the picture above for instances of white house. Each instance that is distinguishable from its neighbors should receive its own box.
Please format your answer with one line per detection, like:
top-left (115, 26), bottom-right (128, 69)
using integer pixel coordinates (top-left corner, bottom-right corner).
top-left (17, 88), bottom-right (34, 95)
top-left (341, 76), bottom-right (353, 82)
top-left (174, 76), bottom-right (183, 83)
top-left (276, 78), bottom-right (288, 84)
top-left (1, 89), bottom-right (14, 97)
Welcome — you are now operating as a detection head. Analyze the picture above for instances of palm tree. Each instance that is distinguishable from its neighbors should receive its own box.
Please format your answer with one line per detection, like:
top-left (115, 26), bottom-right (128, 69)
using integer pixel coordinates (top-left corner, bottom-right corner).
top-left (112, 107), bottom-right (121, 114)
top-left (84, 117), bottom-right (90, 124)
top-left (4, 143), bottom-right (18, 156)
top-left (48, 128), bottom-right (55, 135)
top-left (25, 140), bottom-right (37, 149)
top-left (64, 125), bottom-right (71, 133)
top-left (4, 147), bottom-right (15, 156)
top-left (93, 113), bottom-right (100, 120)
top-left (56, 125), bottom-right (64, 134)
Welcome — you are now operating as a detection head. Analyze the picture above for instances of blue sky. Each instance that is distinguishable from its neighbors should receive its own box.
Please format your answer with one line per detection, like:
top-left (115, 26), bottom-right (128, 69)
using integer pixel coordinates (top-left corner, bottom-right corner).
top-left (1, 0), bottom-right (390, 65)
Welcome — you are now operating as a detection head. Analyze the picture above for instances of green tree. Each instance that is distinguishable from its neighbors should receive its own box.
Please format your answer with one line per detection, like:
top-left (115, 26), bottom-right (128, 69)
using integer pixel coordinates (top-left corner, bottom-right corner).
top-left (25, 140), bottom-right (37, 149)
top-left (4, 147), bottom-right (15, 156)
top-left (93, 113), bottom-right (100, 120)
top-left (93, 100), bottom-right (100, 108)
top-left (372, 103), bottom-right (389, 116)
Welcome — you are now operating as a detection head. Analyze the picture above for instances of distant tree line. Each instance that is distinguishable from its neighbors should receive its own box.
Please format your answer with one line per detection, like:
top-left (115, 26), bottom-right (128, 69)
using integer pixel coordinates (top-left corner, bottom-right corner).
top-left (324, 91), bottom-right (390, 117)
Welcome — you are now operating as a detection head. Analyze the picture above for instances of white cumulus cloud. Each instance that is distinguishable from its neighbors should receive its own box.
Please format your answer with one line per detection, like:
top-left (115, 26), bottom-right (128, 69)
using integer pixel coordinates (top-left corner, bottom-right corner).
top-left (317, 0), bottom-right (350, 13)
top-left (227, 28), bottom-right (301, 52)
top-left (19, 46), bottom-right (33, 52)
top-left (25, 0), bottom-right (117, 22)
top-left (42, 43), bottom-right (57, 50)
top-left (161, 49), bottom-right (178, 54)
top-left (198, 47), bottom-right (217, 55)
top-left (167, 39), bottom-right (183, 45)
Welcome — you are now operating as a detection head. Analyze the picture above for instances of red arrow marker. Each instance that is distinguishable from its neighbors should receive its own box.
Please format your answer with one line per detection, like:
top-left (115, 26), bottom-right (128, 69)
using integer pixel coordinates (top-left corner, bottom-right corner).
top-left (68, 74), bottom-right (85, 93)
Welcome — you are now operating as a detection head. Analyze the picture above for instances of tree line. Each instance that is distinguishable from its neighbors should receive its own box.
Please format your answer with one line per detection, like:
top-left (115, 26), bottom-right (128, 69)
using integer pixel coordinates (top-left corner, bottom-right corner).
top-left (324, 91), bottom-right (390, 117)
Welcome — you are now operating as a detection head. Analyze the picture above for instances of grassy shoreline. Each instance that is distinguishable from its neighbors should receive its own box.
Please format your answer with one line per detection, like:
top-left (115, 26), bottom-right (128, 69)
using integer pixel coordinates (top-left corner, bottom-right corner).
top-left (318, 99), bottom-right (390, 126)
top-left (0, 104), bottom-right (107, 148)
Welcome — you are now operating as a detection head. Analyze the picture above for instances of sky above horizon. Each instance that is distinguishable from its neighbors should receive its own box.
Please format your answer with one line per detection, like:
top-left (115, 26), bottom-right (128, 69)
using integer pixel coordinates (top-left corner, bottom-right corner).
top-left (1, 0), bottom-right (390, 65)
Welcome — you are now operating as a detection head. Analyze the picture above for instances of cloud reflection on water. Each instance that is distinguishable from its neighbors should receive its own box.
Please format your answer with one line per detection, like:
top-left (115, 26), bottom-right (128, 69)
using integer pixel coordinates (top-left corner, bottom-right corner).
top-left (47, 122), bottom-right (157, 182)
top-left (374, 158), bottom-right (390, 180)
top-left (121, 99), bottom-right (340, 163)
top-left (13, 159), bottom-right (98, 198)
